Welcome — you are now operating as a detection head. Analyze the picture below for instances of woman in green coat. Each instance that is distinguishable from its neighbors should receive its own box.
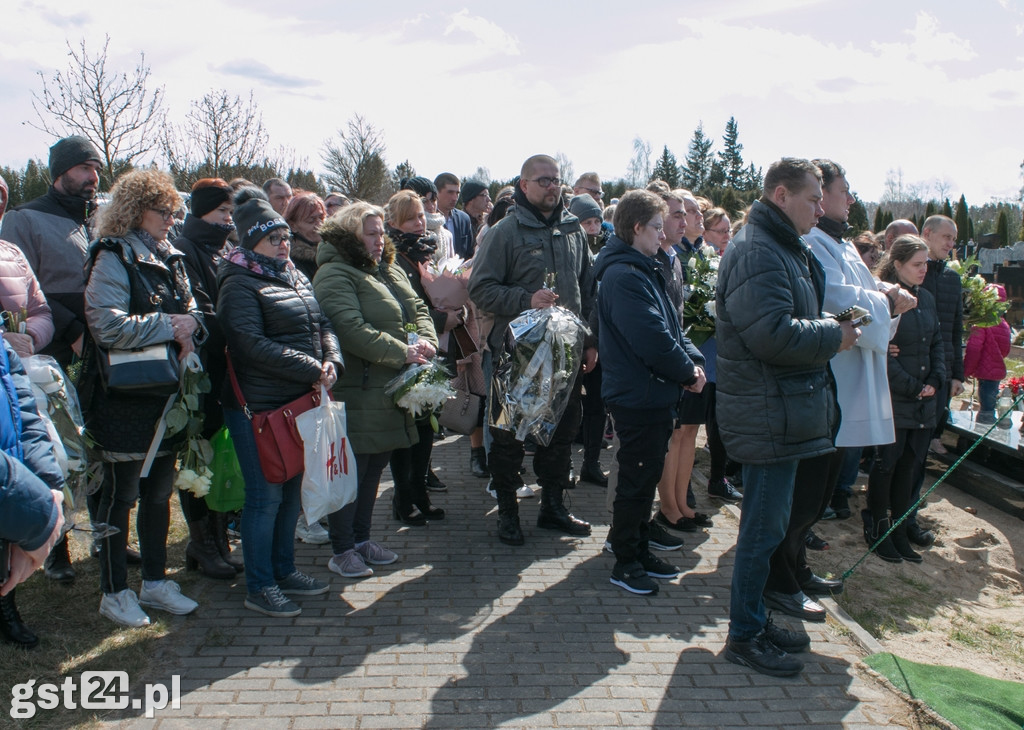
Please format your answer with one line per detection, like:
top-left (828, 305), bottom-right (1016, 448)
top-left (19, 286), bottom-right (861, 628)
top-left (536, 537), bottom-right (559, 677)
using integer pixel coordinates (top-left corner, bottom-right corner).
top-left (314, 203), bottom-right (438, 580)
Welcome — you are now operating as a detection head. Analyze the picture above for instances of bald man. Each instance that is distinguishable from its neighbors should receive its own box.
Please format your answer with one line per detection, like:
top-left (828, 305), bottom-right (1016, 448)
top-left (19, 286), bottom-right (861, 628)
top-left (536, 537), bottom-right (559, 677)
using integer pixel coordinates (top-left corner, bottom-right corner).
top-left (883, 219), bottom-right (918, 251)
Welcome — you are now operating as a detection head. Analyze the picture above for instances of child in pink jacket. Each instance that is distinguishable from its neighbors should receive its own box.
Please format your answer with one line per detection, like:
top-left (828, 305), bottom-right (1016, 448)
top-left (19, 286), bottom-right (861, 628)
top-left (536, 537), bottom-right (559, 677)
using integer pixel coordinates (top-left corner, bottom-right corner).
top-left (963, 284), bottom-right (1011, 424)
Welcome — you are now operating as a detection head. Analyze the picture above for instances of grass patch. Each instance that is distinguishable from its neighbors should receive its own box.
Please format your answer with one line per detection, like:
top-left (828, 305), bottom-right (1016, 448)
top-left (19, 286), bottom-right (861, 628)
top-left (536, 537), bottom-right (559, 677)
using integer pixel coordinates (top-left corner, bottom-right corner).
top-left (839, 572), bottom-right (944, 640)
top-left (945, 610), bottom-right (1024, 666)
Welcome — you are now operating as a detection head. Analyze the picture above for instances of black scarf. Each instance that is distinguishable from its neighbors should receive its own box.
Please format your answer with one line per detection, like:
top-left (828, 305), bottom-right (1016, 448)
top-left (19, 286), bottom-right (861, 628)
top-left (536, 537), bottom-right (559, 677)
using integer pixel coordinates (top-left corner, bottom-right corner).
top-left (387, 226), bottom-right (438, 265)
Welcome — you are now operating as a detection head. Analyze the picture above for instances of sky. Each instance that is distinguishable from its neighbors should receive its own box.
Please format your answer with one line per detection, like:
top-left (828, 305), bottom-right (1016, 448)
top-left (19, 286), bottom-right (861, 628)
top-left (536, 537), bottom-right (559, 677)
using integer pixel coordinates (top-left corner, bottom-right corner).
top-left (2, 0), bottom-right (1023, 206)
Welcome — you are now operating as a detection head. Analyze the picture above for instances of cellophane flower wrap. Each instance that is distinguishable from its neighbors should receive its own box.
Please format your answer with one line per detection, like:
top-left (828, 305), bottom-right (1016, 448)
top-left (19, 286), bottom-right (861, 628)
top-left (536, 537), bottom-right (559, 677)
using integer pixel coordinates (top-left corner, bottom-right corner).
top-left (385, 359), bottom-right (456, 431)
top-left (490, 306), bottom-right (588, 446)
top-left (682, 245), bottom-right (720, 347)
top-left (948, 256), bottom-right (1009, 330)
top-left (164, 354), bottom-right (213, 498)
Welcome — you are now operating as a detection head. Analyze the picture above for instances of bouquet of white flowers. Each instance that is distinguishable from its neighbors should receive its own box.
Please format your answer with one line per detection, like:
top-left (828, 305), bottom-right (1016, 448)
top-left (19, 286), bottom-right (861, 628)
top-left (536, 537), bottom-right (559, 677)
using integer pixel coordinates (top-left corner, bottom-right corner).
top-left (386, 359), bottom-right (456, 431)
top-left (947, 256), bottom-right (1009, 330)
top-left (490, 306), bottom-right (588, 446)
top-left (682, 245), bottom-right (720, 347)
top-left (163, 353), bottom-right (214, 498)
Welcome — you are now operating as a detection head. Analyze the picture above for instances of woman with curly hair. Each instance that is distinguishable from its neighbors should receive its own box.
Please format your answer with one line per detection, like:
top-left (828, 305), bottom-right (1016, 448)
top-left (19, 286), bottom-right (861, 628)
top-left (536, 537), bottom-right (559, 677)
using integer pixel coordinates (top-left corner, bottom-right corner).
top-left (284, 192), bottom-right (326, 282)
top-left (84, 169), bottom-right (206, 626)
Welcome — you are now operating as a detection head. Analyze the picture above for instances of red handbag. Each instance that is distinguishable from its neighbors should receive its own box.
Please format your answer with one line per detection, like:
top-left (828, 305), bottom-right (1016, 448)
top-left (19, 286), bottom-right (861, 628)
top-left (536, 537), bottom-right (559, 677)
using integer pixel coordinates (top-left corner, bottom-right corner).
top-left (226, 354), bottom-right (324, 484)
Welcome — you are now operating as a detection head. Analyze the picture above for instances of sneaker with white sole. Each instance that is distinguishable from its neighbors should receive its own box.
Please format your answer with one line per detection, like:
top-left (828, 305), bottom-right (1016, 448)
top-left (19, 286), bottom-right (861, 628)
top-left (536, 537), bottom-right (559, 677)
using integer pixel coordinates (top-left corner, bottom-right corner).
top-left (355, 540), bottom-right (398, 565)
top-left (276, 570), bottom-right (329, 596)
top-left (329, 549), bottom-right (373, 578)
top-left (100, 589), bottom-right (151, 627)
top-left (610, 561), bottom-right (659, 595)
top-left (647, 520), bottom-right (684, 551)
top-left (516, 485), bottom-right (535, 499)
top-left (295, 517), bottom-right (331, 545)
top-left (139, 580), bottom-right (198, 615)
top-left (244, 584), bottom-right (301, 617)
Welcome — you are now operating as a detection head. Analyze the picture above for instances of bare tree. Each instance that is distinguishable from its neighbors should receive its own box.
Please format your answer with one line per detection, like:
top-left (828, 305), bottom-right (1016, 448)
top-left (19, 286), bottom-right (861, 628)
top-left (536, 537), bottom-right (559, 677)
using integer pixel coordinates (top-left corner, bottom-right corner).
top-left (626, 136), bottom-right (652, 189)
top-left (29, 36), bottom-right (165, 185)
top-left (552, 154), bottom-right (573, 188)
top-left (162, 90), bottom-right (268, 179)
top-left (321, 114), bottom-right (393, 204)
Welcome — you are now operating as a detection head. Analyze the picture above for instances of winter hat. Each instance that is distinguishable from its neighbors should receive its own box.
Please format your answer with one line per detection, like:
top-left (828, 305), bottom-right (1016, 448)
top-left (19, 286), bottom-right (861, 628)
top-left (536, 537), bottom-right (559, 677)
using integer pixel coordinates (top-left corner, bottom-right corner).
top-left (569, 194), bottom-right (602, 223)
top-left (234, 198), bottom-right (288, 249)
top-left (48, 135), bottom-right (102, 181)
top-left (459, 181), bottom-right (487, 205)
top-left (401, 176), bottom-right (438, 197)
top-left (190, 184), bottom-right (232, 219)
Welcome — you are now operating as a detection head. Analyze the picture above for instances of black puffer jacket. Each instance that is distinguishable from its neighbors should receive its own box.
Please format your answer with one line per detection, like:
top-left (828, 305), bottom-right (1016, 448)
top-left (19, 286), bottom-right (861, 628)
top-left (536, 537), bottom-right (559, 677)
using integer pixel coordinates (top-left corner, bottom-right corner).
top-left (886, 283), bottom-right (945, 430)
top-left (216, 249), bottom-right (343, 413)
top-left (715, 200), bottom-right (843, 465)
top-left (921, 259), bottom-right (964, 382)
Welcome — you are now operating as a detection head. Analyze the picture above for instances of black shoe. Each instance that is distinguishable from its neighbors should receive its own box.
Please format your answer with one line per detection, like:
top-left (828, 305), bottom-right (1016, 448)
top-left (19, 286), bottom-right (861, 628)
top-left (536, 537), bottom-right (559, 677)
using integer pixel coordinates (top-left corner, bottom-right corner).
top-left (725, 629), bottom-right (804, 677)
top-left (579, 461), bottom-right (608, 487)
top-left (647, 520), bottom-right (684, 551)
top-left (708, 478), bottom-right (743, 503)
top-left (685, 485), bottom-right (697, 509)
top-left (906, 522), bottom-right (935, 547)
top-left (610, 561), bottom-right (658, 595)
top-left (638, 551), bottom-right (679, 579)
top-left (414, 502), bottom-right (446, 520)
top-left (537, 506), bottom-right (591, 536)
top-left (763, 615), bottom-right (810, 654)
top-left (830, 492), bottom-right (852, 520)
top-left (126, 546), bottom-right (142, 564)
top-left (44, 536), bottom-right (76, 584)
top-left (497, 514), bottom-right (524, 546)
top-left (803, 529), bottom-right (829, 551)
top-left (425, 469), bottom-right (448, 492)
top-left (864, 517), bottom-right (903, 563)
top-left (391, 497), bottom-right (427, 526)
top-left (890, 527), bottom-right (923, 563)
top-left (799, 574), bottom-right (844, 597)
top-left (469, 447), bottom-right (489, 479)
top-left (654, 510), bottom-right (711, 533)
top-left (763, 590), bottom-right (826, 622)
top-left (0, 590), bottom-right (39, 649)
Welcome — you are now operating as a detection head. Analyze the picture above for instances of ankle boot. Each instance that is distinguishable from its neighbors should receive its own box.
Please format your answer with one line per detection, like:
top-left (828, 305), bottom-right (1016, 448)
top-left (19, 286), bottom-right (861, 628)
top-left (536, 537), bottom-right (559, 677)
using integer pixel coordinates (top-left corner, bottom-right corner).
top-left (495, 485), bottom-right (524, 545)
top-left (0, 589), bottom-right (39, 649)
top-left (890, 522), bottom-right (923, 563)
top-left (537, 486), bottom-right (591, 536)
top-left (864, 517), bottom-right (903, 563)
top-left (411, 474), bottom-right (445, 520)
top-left (470, 447), bottom-right (489, 479)
top-left (579, 460), bottom-right (608, 487)
top-left (44, 535), bottom-right (76, 584)
top-left (210, 513), bottom-right (244, 573)
top-left (186, 519), bottom-right (236, 579)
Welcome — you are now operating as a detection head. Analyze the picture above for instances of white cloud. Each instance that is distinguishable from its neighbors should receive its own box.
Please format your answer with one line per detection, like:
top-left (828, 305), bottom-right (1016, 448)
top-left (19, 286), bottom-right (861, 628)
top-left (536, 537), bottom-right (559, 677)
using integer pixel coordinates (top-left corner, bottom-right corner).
top-left (444, 10), bottom-right (521, 56)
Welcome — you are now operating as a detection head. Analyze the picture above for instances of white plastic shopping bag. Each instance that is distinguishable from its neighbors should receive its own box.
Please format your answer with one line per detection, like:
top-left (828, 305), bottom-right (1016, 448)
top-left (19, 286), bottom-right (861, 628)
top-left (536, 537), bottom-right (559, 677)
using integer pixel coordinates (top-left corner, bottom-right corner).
top-left (295, 386), bottom-right (358, 523)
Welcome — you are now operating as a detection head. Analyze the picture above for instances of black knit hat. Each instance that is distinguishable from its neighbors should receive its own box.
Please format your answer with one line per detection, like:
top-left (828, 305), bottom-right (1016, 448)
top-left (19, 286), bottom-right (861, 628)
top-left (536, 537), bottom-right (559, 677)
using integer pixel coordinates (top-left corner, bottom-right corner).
top-left (234, 199), bottom-right (288, 249)
top-left (190, 185), bottom-right (232, 219)
top-left (48, 136), bottom-right (102, 182)
top-left (460, 181), bottom-right (487, 205)
top-left (401, 176), bottom-right (438, 197)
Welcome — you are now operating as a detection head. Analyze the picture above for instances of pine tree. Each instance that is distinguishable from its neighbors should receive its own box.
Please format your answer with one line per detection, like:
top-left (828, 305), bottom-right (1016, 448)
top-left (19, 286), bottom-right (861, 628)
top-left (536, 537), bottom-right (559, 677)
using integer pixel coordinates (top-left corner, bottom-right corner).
top-left (21, 159), bottom-right (50, 204)
top-left (848, 196), bottom-right (869, 233)
top-left (743, 163), bottom-right (762, 194)
top-left (925, 201), bottom-right (936, 217)
top-left (954, 194), bottom-right (970, 243)
top-left (997, 209), bottom-right (1009, 246)
top-left (650, 146), bottom-right (681, 188)
top-left (682, 123), bottom-right (714, 192)
top-left (873, 207), bottom-right (885, 232)
top-left (942, 198), bottom-right (953, 218)
top-left (718, 117), bottom-right (745, 189)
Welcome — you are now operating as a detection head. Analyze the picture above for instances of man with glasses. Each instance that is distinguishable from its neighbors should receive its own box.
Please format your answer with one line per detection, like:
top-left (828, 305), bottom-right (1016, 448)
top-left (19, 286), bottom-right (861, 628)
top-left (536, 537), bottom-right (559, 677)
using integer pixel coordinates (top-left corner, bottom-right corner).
top-left (1, 135), bottom-right (105, 584)
top-left (469, 154), bottom-right (597, 547)
top-left (573, 173), bottom-right (604, 206)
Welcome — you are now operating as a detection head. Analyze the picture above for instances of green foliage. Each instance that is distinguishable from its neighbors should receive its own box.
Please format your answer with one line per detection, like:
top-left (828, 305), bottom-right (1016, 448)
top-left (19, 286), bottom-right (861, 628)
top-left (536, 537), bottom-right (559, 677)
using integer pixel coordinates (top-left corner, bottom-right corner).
top-left (954, 193), bottom-right (971, 243)
top-left (873, 207), bottom-right (885, 232)
top-left (942, 197), bottom-right (954, 218)
top-left (650, 146), bottom-right (680, 188)
top-left (997, 209), bottom-right (1009, 246)
top-left (848, 195), bottom-right (870, 234)
top-left (602, 179), bottom-right (628, 201)
top-left (682, 122), bottom-right (714, 192)
top-left (717, 117), bottom-right (746, 190)
top-left (287, 168), bottom-right (325, 196)
top-left (925, 200), bottom-right (936, 217)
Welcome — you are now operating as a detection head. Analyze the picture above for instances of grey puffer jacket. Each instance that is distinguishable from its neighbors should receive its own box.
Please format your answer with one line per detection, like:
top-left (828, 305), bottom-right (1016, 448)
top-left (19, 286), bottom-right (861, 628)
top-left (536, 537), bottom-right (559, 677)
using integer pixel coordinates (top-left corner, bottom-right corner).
top-left (886, 283), bottom-right (945, 430)
top-left (715, 200), bottom-right (843, 465)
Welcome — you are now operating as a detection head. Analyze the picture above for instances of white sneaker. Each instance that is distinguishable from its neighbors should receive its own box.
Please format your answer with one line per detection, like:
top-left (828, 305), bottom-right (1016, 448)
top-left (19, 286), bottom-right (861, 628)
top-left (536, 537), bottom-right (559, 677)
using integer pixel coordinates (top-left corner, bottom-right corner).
top-left (100, 589), bottom-right (151, 627)
top-left (295, 517), bottom-right (331, 544)
top-left (329, 549), bottom-right (373, 578)
top-left (139, 580), bottom-right (198, 615)
top-left (517, 485), bottom-right (535, 499)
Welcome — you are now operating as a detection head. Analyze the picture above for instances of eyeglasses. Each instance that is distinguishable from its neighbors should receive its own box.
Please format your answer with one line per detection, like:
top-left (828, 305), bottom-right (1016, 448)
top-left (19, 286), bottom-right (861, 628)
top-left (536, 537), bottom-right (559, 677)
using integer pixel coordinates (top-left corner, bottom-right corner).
top-left (580, 187), bottom-right (603, 198)
top-left (527, 176), bottom-right (562, 188)
top-left (150, 208), bottom-right (175, 221)
top-left (266, 232), bottom-right (293, 246)
top-left (708, 226), bottom-right (731, 235)
top-left (646, 223), bottom-right (664, 233)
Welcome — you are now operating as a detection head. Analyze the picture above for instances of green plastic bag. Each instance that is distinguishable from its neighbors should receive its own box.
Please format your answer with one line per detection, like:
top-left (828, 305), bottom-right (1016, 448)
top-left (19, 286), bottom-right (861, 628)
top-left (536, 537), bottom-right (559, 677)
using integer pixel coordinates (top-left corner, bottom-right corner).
top-left (205, 427), bottom-right (246, 512)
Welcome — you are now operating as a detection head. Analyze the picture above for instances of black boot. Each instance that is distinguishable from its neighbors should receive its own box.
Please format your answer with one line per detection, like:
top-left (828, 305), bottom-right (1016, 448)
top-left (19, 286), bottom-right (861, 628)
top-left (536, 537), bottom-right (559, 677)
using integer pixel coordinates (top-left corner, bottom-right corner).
top-left (579, 460), bottom-right (608, 487)
top-left (186, 518), bottom-right (236, 579)
top-left (470, 447), bottom-right (489, 479)
top-left (890, 522), bottom-right (923, 563)
top-left (0, 590), bottom-right (39, 649)
top-left (211, 512), bottom-right (244, 573)
top-left (864, 517), bottom-right (902, 563)
top-left (411, 474), bottom-right (445, 520)
top-left (44, 535), bottom-right (75, 584)
top-left (495, 486), bottom-right (524, 545)
top-left (391, 450), bottom-right (427, 526)
top-left (537, 486), bottom-right (591, 536)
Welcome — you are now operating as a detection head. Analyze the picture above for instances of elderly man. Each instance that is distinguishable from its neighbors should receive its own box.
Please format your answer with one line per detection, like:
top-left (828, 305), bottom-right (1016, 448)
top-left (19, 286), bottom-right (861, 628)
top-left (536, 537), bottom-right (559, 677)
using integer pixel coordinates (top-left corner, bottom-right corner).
top-left (469, 154), bottom-right (597, 546)
top-left (717, 158), bottom-right (859, 677)
top-left (262, 178), bottom-right (293, 216)
top-left (884, 219), bottom-right (918, 251)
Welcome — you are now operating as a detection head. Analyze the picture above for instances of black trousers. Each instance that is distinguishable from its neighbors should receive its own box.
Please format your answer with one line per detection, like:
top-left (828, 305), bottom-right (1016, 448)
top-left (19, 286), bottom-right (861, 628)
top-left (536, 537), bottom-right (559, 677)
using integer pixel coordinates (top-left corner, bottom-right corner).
top-left (765, 449), bottom-right (843, 594)
top-left (868, 428), bottom-right (930, 524)
top-left (579, 364), bottom-right (606, 464)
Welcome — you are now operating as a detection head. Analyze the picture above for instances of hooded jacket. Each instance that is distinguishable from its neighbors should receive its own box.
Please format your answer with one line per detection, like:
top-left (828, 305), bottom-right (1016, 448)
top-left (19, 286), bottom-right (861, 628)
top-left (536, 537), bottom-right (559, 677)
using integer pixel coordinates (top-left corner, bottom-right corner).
top-left (963, 285), bottom-right (1010, 382)
top-left (313, 223), bottom-right (438, 455)
top-left (715, 200), bottom-right (843, 465)
top-left (0, 187), bottom-right (95, 365)
top-left (594, 235), bottom-right (703, 415)
top-left (0, 240), bottom-right (54, 355)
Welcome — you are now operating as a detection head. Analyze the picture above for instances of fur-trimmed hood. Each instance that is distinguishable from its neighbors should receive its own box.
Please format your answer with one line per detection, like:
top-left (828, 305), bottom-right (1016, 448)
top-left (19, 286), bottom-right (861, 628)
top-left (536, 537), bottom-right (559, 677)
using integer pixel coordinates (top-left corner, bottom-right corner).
top-left (317, 219), bottom-right (395, 271)
top-left (289, 231), bottom-right (319, 267)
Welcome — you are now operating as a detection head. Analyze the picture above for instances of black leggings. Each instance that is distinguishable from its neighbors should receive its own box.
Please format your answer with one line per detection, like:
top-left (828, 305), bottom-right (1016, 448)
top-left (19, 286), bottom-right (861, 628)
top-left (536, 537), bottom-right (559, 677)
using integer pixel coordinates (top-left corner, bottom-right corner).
top-left (868, 428), bottom-right (930, 524)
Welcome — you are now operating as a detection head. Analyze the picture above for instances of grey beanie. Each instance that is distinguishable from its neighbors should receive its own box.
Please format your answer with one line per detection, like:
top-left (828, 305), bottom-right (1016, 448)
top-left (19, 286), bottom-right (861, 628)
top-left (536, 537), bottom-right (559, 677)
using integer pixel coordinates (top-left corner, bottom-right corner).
top-left (48, 136), bottom-right (103, 181)
top-left (234, 199), bottom-right (288, 249)
top-left (569, 194), bottom-right (602, 222)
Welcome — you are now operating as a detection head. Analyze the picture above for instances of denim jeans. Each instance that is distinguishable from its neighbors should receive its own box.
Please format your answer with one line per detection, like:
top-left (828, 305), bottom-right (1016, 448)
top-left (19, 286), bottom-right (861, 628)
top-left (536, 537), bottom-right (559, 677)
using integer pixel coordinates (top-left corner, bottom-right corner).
top-left (328, 451), bottom-right (391, 554)
top-left (978, 379), bottom-right (1000, 414)
top-left (834, 446), bottom-right (862, 496)
top-left (224, 408), bottom-right (302, 595)
top-left (729, 459), bottom-right (799, 641)
top-left (97, 454), bottom-right (176, 594)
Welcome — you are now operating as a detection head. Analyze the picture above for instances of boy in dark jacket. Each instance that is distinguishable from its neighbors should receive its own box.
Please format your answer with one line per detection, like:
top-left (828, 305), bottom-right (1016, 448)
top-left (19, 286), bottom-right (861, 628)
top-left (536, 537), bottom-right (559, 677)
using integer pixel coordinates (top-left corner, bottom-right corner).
top-left (595, 190), bottom-right (705, 596)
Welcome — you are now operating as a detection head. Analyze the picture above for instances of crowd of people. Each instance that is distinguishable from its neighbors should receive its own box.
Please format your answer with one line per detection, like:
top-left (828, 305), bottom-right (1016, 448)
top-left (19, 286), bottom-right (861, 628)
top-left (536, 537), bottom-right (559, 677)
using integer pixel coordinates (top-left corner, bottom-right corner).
top-left (0, 137), bottom-right (986, 682)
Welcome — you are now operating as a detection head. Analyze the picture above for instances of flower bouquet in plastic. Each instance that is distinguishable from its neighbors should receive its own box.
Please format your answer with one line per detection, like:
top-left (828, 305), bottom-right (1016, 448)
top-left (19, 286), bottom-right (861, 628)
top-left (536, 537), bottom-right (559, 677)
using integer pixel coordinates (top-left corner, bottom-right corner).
top-left (682, 244), bottom-right (720, 347)
top-left (386, 359), bottom-right (456, 431)
top-left (948, 256), bottom-right (1009, 330)
top-left (490, 306), bottom-right (588, 446)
